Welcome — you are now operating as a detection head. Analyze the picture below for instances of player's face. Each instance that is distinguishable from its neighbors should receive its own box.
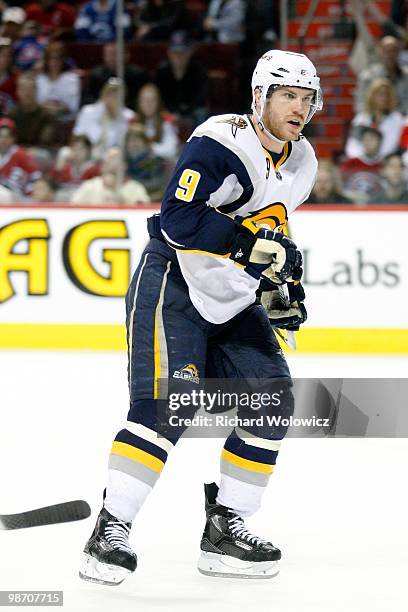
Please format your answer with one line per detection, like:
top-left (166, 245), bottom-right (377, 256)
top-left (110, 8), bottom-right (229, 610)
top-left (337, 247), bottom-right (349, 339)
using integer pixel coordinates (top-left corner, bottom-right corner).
top-left (263, 86), bottom-right (314, 141)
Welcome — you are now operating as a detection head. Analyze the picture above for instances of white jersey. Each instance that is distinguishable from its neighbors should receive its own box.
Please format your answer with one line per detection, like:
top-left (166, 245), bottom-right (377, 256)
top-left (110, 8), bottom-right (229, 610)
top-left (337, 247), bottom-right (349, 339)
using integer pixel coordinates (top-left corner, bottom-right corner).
top-left (160, 113), bottom-right (317, 324)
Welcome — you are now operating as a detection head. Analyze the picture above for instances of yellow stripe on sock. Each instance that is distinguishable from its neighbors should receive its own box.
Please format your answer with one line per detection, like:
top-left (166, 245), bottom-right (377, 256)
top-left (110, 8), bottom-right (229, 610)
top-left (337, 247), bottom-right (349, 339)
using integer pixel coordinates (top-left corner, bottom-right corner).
top-left (221, 448), bottom-right (274, 475)
top-left (111, 441), bottom-right (165, 474)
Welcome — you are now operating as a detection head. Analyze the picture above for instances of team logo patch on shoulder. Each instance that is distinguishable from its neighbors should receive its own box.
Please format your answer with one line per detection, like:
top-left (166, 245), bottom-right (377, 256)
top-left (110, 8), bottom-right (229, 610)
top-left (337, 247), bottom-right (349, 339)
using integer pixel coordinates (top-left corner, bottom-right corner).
top-left (217, 116), bottom-right (248, 138)
top-left (173, 363), bottom-right (200, 384)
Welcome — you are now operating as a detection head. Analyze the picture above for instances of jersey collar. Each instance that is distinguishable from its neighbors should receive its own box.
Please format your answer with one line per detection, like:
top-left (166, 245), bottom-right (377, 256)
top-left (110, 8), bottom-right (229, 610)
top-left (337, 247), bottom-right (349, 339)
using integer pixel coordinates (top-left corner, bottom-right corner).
top-left (246, 113), bottom-right (292, 174)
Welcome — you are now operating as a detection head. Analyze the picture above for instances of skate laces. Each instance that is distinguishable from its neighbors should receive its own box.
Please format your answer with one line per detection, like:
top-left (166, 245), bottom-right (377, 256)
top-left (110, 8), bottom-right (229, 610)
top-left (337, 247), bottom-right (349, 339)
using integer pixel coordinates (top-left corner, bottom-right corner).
top-left (104, 519), bottom-right (133, 553)
top-left (227, 511), bottom-right (269, 546)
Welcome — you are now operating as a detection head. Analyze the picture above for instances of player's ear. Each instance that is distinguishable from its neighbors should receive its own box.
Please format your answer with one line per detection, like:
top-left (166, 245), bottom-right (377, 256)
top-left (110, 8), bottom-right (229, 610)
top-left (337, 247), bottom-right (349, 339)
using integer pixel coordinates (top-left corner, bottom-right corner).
top-left (254, 87), bottom-right (262, 115)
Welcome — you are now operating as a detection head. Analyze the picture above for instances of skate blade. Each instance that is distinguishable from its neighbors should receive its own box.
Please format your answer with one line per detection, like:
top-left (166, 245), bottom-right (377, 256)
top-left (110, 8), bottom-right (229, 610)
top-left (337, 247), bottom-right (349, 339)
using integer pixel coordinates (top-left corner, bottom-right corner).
top-left (79, 553), bottom-right (132, 586)
top-left (197, 551), bottom-right (280, 579)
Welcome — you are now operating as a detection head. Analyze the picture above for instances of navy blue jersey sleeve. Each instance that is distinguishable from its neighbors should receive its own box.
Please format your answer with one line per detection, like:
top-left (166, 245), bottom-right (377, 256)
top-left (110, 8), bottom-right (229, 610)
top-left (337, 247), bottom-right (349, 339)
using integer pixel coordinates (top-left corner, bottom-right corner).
top-left (160, 135), bottom-right (254, 255)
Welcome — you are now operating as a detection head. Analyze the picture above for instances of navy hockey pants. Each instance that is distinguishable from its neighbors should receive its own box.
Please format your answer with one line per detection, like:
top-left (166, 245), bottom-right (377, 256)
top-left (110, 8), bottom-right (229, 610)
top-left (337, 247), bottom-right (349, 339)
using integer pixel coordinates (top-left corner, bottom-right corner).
top-left (108, 238), bottom-right (293, 491)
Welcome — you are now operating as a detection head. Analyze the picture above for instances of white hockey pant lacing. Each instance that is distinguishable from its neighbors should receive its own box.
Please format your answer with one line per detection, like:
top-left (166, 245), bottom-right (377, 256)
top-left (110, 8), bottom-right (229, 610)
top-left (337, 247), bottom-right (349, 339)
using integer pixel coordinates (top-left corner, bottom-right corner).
top-left (104, 520), bottom-right (133, 553)
top-left (227, 512), bottom-right (269, 546)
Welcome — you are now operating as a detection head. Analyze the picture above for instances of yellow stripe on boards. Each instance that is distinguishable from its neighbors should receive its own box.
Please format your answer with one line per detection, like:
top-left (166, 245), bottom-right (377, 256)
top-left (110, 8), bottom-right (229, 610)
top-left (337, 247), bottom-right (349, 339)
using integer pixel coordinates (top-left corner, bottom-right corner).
top-left (221, 449), bottom-right (274, 475)
top-left (0, 325), bottom-right (408, 354)
top-left (0, 323), bottom-right (126, 350)
top-left (111, 441), bottom-right (164, 474)
top-left (276, 328), bottom-right (408, 354)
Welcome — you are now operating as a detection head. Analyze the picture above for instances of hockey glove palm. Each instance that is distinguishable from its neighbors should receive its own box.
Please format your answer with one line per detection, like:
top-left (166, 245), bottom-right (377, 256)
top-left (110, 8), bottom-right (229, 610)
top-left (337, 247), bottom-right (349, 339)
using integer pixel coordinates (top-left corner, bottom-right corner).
top-left (260, 282), bottom-right (307, 331)
top-left (230, 227), bottom-right (302, 284)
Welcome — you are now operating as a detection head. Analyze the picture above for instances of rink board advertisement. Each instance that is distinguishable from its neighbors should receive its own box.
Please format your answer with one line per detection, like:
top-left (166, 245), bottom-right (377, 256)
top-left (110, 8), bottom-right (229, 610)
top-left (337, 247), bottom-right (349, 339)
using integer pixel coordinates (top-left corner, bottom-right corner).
top-left (0, 205), bottom-right (407, 353)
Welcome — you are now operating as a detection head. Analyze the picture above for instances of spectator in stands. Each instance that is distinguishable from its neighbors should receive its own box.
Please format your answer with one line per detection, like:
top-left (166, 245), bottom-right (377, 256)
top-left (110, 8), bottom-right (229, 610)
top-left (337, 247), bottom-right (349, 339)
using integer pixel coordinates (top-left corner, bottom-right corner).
top-left (0, 39), bottom-right (18, 114)
top-left (346, 78), bottom-right (405, 160)
top-left (372, 152), bottom-right (408, 203)
top-left (30, 147), bottom-right (54, 176)
top-left (0, 117), bottom-right (40, 198)
top-left (154, 30), bottom-right (208, 126)
top-left (52, 133), bottom-right (100, 199)
top-left (0, 181), bottom-right (13, 203)
top-left (13, 20), bottom-right (45, 71)
top-left (0, 7), bottom-right (25, 43)
top-left (31, 176), bottom-right (57, 203)
top-left (82, 42), bottom-right (148, 108)
top-left (245, 1), bottom-right (278, 51)
top-left (70, 146), bottom-right (150, 205)
top-left (75, 0), bottom-right (132, 43)
top-left (134, 83), bottom-right (178, 160)
top-left (73, 78), bottom-right (135, 160)
top-left (391, 0), bottom-right (408, 28)
top-left (135, 0), bottom-right (188, 42)
top-left (397, 116), bottom-right (408, 166)
top-left (307, 160), bottom-right (353, 205)
top-left (354, 36), bottom-right (408, 114)
top-left (24, 0), bottom-right (76, 40)
top-left (125, 123), bottom-right (166, 199)
top-left (36, 41), bottom-right (80, 118)
top-left (9, 71), bottom-right (56, 147)
top-left (340, 127), bottom-right (384, 203)
top-left (348, 0), bottom-right (404, 76)
top-left (202, 0), bottom-right (245, 43)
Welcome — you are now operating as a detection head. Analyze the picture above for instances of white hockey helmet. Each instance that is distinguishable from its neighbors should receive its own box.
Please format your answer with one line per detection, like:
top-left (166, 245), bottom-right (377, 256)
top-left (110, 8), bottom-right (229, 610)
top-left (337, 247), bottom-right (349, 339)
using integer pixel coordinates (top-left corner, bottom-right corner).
top-left (251, 49), bottom-right (323, 125)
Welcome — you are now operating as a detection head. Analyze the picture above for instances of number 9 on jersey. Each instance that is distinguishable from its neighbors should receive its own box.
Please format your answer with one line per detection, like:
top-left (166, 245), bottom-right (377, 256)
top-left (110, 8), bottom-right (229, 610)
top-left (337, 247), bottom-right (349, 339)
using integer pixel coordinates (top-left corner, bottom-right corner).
top-left (175, 169), bottom-right (201, 202)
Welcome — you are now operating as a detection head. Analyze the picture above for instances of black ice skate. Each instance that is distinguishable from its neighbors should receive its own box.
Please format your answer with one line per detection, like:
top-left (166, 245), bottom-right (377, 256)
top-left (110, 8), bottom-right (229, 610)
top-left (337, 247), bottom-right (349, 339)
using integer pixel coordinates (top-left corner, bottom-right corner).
top-left (197, 482), bottom-right (281, 579)
top-left (79, 507), bottom-right (137, 586)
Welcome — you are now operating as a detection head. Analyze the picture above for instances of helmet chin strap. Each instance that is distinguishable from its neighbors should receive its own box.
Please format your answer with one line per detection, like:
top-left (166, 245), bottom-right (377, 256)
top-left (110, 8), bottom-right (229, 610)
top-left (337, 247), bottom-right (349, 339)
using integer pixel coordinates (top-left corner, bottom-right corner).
top-left (251, 102), bottom-right (287, 147)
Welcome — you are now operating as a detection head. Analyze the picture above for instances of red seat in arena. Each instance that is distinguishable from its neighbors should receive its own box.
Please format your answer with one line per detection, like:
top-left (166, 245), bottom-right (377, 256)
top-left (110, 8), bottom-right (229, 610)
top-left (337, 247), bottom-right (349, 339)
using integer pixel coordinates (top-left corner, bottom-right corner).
top-left (67, 42), bottom-right (240, 113)
top-left (67, 42), bottom-right (239, 73)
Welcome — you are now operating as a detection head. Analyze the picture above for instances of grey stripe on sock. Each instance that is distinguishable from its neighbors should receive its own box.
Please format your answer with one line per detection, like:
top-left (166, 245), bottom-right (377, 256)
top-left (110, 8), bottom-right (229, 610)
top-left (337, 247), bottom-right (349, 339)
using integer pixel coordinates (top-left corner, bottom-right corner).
top-left (220, 459), bottom-right (270, 487)
top-left (109, 454), bottom-right (160, 487)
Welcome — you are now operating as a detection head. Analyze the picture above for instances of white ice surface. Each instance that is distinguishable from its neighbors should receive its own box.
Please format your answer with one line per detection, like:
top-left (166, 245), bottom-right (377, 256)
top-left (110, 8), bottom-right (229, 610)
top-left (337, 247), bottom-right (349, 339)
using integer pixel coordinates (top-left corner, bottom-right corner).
top-left (0, 351), bottom-right (407, 612)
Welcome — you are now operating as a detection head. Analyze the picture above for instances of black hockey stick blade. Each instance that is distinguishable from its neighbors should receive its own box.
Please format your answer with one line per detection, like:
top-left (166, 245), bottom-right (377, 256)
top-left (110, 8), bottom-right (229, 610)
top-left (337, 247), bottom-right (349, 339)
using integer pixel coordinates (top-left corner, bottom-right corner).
top-left (0, 500), bottom-right (91, 530)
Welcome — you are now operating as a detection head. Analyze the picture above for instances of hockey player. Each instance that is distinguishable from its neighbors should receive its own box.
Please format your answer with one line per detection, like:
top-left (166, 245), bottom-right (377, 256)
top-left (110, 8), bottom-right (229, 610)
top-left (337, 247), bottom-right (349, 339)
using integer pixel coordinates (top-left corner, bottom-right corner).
top-left (79, 49), bottom-right (322, 584)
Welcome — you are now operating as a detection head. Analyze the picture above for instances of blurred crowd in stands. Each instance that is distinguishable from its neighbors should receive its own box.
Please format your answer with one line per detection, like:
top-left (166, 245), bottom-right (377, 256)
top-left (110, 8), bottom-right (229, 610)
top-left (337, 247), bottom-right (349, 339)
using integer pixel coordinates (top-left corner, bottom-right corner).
top-left (0, 0), bottom-right (407, 205)
top-left (308, 30), bottom-right (408, 205)
top-left (310, 0), bottom-right (408, 205)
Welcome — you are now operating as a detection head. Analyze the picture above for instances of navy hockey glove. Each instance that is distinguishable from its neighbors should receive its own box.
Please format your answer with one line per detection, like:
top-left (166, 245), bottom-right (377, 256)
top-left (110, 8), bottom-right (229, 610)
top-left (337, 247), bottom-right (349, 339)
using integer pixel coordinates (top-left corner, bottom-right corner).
top-left (260, 282), bottom-right (307, 331)
top-left (230, 226), bottom-right (302, 284)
